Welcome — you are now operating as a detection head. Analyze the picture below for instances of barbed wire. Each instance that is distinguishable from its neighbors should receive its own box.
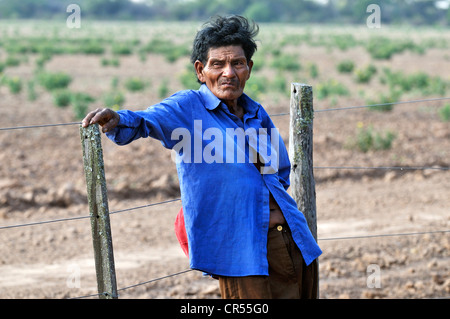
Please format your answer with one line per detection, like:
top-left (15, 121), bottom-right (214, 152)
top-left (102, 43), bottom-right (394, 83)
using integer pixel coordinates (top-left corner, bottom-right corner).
top-left (1, 194), bottom-right (448, 242)
top-left (2, 162), bottom-right (449, 231)
top-left (271, 96), bottom-right (450, 117)
top-left (315, 96), bottom-right (450, 113)
top-left (318, 229), bottom-right (450, 241)
top-left (0, 96), bottom-right (448, 299)
top-left (117, 269), bottom-right (194, 293)
top-left (1, 96), bottom-right (449, 131)
top-left (69, 228), bottom-right (450, 299)
top-left (0, 198), bottom-right (181, 231)
top-left (109, 198), bottom-right (181, 216)
top-left (314, 166), bottom-right (450, 171)
top-left (0, 215), bottom-right (91, 231)
top-left (0, 122), bottom-right (81, 131)
top-left (2, 186), bottom-right (448, 299)
top-left (70, 268), bottom-right (194, 299)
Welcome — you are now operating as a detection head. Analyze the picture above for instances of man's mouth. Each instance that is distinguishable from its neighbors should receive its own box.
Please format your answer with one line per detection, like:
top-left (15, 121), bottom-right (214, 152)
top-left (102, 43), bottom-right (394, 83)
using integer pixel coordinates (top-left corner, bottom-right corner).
top-left (220, 81), bottom-right (238, 88)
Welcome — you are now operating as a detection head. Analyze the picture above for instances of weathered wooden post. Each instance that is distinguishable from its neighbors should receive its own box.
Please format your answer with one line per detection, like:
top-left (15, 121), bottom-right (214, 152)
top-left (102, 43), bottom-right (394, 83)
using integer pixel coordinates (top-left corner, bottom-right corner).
top-left (80, 124), bottom-right (118, 299)
top-left (289, 83), bottom-right (318, 297)
top-left (289, 83), bottom-right (317, 241)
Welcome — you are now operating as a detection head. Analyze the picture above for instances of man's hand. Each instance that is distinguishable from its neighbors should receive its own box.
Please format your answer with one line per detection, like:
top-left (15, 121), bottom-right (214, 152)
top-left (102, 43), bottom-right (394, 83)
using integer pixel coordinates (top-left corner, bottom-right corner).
top-left (82, 108), bottom-right (120, 133)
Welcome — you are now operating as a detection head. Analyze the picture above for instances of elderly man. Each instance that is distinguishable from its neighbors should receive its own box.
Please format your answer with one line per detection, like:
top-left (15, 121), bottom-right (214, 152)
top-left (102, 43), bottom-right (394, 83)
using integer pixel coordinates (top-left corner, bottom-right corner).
top-left (82, 15), bottom-right (321, 299)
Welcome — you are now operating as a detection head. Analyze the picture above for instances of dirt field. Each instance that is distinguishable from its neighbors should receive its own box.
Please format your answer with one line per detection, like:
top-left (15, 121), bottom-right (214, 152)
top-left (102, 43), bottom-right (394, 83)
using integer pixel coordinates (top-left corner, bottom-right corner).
top-left (0, 22), bottom-right (449, 299)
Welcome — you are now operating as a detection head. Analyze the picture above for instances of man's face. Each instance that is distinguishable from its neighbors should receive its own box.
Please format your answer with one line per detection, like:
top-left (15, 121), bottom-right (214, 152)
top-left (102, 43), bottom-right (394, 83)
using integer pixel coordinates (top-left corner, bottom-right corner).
top-left (195, 45), bottom-right (253, 106)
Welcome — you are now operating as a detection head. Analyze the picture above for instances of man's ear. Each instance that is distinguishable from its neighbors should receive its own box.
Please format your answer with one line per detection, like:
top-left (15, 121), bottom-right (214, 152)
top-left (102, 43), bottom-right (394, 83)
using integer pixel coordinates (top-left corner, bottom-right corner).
top-left (194, 60), bottom-right (205, 83)
top-left (247, 60), bottom-right (254, 80)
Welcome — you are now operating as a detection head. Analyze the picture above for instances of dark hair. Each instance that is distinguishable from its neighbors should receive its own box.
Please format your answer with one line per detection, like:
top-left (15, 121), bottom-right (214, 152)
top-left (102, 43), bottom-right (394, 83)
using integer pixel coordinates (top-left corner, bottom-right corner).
top-left (191, 15), bottom-right (259, 65)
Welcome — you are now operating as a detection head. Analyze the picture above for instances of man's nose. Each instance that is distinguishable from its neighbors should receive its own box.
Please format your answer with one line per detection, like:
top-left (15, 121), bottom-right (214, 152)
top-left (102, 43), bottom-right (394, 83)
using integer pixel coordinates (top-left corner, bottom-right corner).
top-left (222, 63), bottom-right (236, 77)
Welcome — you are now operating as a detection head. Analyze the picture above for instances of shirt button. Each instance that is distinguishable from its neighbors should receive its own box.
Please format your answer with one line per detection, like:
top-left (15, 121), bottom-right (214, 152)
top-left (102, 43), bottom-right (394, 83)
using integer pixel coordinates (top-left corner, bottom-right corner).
top-left (277, 225), bottom-right (283, 232)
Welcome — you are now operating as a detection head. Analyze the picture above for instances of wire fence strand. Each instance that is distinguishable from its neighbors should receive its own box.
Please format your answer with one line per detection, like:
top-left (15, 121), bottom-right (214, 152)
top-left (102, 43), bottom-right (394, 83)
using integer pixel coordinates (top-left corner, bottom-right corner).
top-left (70, 268), bottom-right (194, 299)
top-left (314, 166), bottom-right (450, 171)
top-left (109, 198), bottom-right (181, 216)
top-left (0, 215), bottom-right (90, 230)
top-left (69, 228), bottom-right (450, 299)
top-left (318, 229), bottom-right (450, 241)
top-left (0, 198), bottom-right (181, 231)
top-left (315, 96), bottom-right (450, 113)
top-left (117, 269), bottom-right (194, 293)
top-left (0, 122), bottom-right (81, 131)
top-left (1, 95), bottom-right (449, 299)
top-left (1, 96), bottom-right (449, 131)
top-left (1, 163), bottom-right (448, 231)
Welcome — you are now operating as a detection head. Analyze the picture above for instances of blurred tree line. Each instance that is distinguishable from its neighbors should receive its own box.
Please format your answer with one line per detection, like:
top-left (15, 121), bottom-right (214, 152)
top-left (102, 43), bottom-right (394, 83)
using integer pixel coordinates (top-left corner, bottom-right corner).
top-left (0, 0), bottom-right (448, 26)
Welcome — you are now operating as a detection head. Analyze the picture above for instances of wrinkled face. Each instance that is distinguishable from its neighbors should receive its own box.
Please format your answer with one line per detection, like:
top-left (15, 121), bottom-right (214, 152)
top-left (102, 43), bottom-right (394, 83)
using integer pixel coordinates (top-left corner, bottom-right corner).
top-left (194, 45), bottom-right (253, 106)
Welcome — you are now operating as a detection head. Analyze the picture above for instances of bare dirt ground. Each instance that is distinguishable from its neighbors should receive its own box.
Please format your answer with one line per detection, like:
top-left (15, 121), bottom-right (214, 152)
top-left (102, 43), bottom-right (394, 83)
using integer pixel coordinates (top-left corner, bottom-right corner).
top-left (0, 23), bottom-right (449, 299)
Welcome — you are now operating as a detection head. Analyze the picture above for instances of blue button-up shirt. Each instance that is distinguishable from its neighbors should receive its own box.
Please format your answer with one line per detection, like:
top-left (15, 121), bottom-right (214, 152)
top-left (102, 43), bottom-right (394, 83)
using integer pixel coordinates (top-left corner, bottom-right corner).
top-left (106, 84), bottom-right (322, 276)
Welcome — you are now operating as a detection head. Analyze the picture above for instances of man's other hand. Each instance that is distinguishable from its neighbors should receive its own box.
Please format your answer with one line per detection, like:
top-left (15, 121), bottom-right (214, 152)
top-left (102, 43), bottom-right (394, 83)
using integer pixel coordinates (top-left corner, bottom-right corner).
top-left (82, 108), bottom-right (120, 133)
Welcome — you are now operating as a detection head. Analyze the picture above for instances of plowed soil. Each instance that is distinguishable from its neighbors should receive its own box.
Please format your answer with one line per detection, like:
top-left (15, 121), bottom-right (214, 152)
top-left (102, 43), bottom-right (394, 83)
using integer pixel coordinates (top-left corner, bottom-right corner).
top-left (0, 22), bottom-right (448, 299)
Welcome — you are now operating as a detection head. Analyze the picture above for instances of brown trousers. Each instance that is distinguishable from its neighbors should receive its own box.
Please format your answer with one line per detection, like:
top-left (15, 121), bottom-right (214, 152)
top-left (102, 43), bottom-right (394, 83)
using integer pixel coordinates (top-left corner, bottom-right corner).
top-left (219, 225), bottom-right (318, 299)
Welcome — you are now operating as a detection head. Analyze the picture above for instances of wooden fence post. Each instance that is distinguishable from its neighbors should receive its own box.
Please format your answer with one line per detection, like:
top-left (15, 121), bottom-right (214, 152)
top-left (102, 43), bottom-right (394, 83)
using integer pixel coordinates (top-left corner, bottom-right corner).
top-left (289, 83), bottom-right (317, 241)
top-left (288, 83), bottom-right (318, 297)
top-left (80, 124), bottom-right (118, 299)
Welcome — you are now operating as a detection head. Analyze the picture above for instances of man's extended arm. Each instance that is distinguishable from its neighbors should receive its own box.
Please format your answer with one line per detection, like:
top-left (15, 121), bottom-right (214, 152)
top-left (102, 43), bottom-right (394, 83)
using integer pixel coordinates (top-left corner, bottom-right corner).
top-left (82, 92), bottom-right (193, 149)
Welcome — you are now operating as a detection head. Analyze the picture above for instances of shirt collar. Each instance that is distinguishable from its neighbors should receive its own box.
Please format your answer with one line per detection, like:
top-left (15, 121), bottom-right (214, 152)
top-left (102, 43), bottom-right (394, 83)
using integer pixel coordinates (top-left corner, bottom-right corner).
top-left (199, 84), bottom-right (260, 117)
top-left (199, 84), bottom-right (221, 110)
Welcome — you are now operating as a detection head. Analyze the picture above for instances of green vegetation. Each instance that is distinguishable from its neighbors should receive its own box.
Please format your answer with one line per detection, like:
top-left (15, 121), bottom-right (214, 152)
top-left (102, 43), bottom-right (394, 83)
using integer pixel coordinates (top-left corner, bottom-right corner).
top-left (316, 79), bottom-right (349, 100)
top-left (270, 54), bottom-right (301, 72)
top-left (6, 76), bottom-right (22, 94)
top-left (308, 63), bottom-right (319, 79)
top-left (124, 77), bottom-right (147, 92)
top-left (37, 71), bottom-right (72, 91)
top-left (111, 43), bottom-right (133, 55)
top-left (79, 40), bottom-right (105, 55)
top-left (51, 89), bottom-right (95, 120)
top-left (355, 64), bottom-right (377, 83)
top-left (337, 60), bottom-right (354, 74)
top-left (438, 104), bottom-right (450, 122)
top-left (380, 68), bottom-right (447, 97)
top-left (53, 89), bottom-right (72, 107)
top-left (368, 34), bottom-right (429, 60)
top-left (354, 65), bottom-right (377, 83)
top-left (0, 0), bottom-right (448, 26)
top-left (103, 91), bottom-right (125, 111)
top-left (1, 20), bottom-right (448, 141)
top-left (143, 38), bottom-right (190, 63)
top-left (27, 80), bottom-right (37, 101)
top-left (272, 73), bottom-right (288, 96)
top-left (158, 79), bottom-right (170, 99)
top-left (245, 75), bottom-right (268, 100)
top-left (72, 93), bottom-right (96, 120)
top-left (350, 124), bottom-right (397, 153)
top-left (101, 57), bottom-right (120, 67)
top-left (179, 65), bottom-right (200, 91)
top-left (366, 90), bottom-right (402, 112)
top-left (5, 56), bottom-right (21, 67)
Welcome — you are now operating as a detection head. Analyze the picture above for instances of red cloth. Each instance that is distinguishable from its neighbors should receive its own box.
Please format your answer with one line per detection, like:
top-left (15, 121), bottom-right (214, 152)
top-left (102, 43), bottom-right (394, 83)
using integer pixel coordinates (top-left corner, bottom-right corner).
top-left (174, 207), bottom-right (189, 258)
